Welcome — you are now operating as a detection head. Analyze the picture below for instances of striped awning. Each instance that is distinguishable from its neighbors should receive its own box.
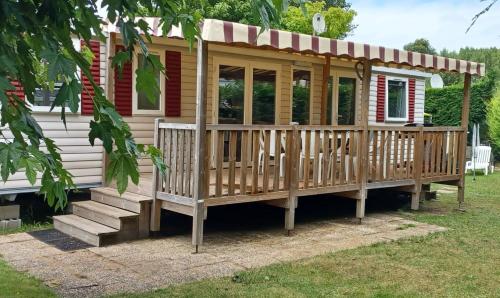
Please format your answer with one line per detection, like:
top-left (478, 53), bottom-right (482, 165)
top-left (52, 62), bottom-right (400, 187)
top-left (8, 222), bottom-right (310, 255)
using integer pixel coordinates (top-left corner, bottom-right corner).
top-left (107, 18), bottom-right (485, 76)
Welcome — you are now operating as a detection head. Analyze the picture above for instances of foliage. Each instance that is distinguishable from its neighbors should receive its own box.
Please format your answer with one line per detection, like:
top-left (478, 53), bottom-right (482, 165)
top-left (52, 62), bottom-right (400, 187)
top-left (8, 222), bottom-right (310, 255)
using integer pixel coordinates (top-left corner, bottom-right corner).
top-left (280, 1), bottom-right (357, 38)
top-left (486, 90), bottom-right (500, 158)
top-left (0, 0), bottom-right (284, 209)
top-left (426, 77), bottom-right (495, 144)
top-left (403, 38), bottom-right (437, 55)
top-left (0, 259), bottom-right (56, 298)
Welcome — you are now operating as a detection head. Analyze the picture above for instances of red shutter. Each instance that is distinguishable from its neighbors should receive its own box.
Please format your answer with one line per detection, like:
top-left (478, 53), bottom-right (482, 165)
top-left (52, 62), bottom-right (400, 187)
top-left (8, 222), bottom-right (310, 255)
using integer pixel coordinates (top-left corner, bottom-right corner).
top-left (6, 80), bottom-right (25, 101)
top-left (114, 45), bottom-right (132, 116)
top-left (376, 75), bottom-right (386, 122)
top-left (80, 40), bottom-right (101, 115)
top-left (165, 50), bottom-right (182, 117)
top-left (408, 78), bottom-right (416, 123)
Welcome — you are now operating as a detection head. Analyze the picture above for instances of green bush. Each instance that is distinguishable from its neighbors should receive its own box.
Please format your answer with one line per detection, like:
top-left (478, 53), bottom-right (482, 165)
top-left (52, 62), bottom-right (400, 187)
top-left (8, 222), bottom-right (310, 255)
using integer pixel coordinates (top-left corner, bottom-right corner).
top-left (487, 90), bottom-right (500, 158)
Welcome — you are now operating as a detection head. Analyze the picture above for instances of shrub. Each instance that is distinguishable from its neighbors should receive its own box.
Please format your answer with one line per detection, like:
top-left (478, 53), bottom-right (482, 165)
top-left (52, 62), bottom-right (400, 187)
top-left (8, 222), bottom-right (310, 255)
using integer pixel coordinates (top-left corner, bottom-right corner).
top-left (487, 90), bottom-right (500, 158)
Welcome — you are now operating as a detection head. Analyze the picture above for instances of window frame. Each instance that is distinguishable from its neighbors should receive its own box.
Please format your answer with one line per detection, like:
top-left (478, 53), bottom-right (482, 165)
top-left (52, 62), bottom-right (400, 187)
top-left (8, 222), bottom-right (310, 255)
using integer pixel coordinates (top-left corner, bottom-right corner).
top-left (290, 65), bottom-right (313, 125)
top-left (212, 56), bottom-right (281, 125)
top-left (132, 47), bottom-right (165, 116)
top-left (30, 38), bottom-right (82, 113)
top-left (385, 76), bottom-right (409, 122)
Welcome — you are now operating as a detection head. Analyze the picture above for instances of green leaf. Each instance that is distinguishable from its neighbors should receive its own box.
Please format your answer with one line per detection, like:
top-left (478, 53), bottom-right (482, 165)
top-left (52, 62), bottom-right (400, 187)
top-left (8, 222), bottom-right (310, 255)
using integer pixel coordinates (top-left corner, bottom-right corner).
top-left (106, 152), bottom-right (139, 194)
top-left (136, 65), bottom-right (160, 105)
top-left (40, 49), bottom-right (77, 81)
top-left (0, 142), bottom-right (21, 182)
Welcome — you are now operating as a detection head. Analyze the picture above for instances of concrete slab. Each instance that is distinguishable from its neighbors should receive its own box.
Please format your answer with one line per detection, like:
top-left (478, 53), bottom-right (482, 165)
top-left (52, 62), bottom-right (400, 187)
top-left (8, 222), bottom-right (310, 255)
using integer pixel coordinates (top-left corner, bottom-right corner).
top-left (0, 212), bottom-right (446, 298)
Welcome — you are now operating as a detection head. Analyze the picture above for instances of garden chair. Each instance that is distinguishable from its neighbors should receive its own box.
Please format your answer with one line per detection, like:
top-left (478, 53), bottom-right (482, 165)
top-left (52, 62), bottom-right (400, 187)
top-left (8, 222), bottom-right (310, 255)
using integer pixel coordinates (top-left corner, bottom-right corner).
top-left (465, 146), bottom-right (492, 175)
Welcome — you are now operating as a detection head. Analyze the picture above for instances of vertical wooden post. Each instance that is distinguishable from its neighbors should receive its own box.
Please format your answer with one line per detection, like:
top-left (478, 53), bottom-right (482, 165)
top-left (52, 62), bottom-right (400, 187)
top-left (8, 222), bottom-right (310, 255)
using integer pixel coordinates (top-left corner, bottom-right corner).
top-left (357, 60), bottom-right (372, 222)
top-left (285, 125), bottom-right (299, 234)
top-left (320, 56), bottom-right (331, 125)
top-left (457, 73), bottom-right (472, 209)
top-left (150, 118), bottom-right (164, 232)
top-left (102, 32), bottom-right (116, 186)
top-left (411, 126), bottom-right (424, 210)
top-left (192, 39), bottom-right (208, 252)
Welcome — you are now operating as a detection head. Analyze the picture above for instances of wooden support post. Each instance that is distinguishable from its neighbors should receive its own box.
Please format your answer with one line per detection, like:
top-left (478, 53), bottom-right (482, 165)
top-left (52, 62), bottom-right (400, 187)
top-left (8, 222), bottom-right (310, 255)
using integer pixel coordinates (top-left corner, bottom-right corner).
top-left (150, 118), bottom-right (164, 232)
top-left (192, 39), bottom-right (208, 251)
top-left (411, 126), bottom-right (424, 210)
top-left (458, 73), bottom-right (471, 210)
top-left (357, 60), bottom-right (372, 222)
top-left (102, 32), bottom-right (116, 186)
top-left (285, 125), bottom-right (299, 234)
top-left (320, 56), bottom-right (331, 125)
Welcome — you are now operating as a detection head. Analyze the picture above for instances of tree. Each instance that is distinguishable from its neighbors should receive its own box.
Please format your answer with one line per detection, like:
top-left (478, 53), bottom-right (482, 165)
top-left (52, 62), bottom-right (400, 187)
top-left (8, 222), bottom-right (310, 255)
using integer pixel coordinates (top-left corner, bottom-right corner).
top-left (403, 38), bottom-right (437, 55)
top-left (0, 0), bottom-right (284, 210)
top-left (279, 1), bottom-right (356, 39)
top-left (487, 90), bottom-right (500, 157)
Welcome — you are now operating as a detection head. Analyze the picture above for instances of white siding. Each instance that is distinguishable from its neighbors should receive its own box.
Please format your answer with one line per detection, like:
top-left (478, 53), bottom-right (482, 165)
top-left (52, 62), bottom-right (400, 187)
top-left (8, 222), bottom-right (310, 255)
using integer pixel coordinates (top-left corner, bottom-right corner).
top-left (368, 73), bottom-right (426, 125)
top-left (0, 38), bottom-right (107, 194)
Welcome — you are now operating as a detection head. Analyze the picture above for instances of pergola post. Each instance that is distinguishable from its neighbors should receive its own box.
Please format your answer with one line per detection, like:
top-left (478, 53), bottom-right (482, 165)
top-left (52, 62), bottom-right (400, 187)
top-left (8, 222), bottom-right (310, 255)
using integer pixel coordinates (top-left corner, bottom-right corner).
top-left (192, 38), bottom-right (208, 252)
top-left (457, 73), bottom-right (472, 210)
top-left (320, 56), bottom-right (331, 125)
top-left (357, 60), bottom-right (372, 222)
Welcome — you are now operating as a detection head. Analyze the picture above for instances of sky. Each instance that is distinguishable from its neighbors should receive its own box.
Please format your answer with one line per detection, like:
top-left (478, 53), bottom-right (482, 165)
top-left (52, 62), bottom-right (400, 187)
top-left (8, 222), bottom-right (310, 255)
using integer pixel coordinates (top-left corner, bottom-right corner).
top-left (349, 0), bottom-right (500, 52)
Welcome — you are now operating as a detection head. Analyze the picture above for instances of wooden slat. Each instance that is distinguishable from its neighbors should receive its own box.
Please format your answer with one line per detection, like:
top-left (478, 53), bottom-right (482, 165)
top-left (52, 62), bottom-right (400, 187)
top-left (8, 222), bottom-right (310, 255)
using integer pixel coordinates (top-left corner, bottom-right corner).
top-left (435, 132), bottom-right (443, 176)
top-left (393, 131), bottom-right (399, 181)
top-left (452, 131), bottom-right (459, 175)
top-left (215, 131), bottom-right (224, 196)
top-left (251, 130), bottom-right (260, 194)
top-left (385, 131), bottom-right (392, 180)
top-left (371, 130), bottom-right (378, 181)
top-left (447, 132), bottom-right (453, 175)
top-left (406, 133), bottom-right (412, 179)
top-left (284, 130), bottom-right (292, 189)
top-left (430, 132), bottom-right (436, 177)
top-left (171, 129), bottom-right (178, 194)
top-left (441, 132), bottom-right (448, 175)
top-left (204, 130), bottom-right (212, 198)
top-left (331, 131), bottom-right (337, 186)
top-left (164, 129), bottom-right (172, 193)
top-left (378, 130), bottom-right (386, 181)
top-left (348, 131), bottom-right (355, 184)
top-left (184, 130), bottom-right (192, 196)
top-left (273, 130), bottom-right (281, 191)
top-left (177, 130), bottom-right (185, 195)
top-left (240, 130), bottom-right (249, 195)
top-left (228, 130), bottom-right (237, 195)
top-left (339, 132), bottom-right (346, 184)
top-left (322, 130), bottom-right (329, 187)
top-left (313, 130), bottom-right (320, 188)
top-left (398, 131), bottom-right (404, 180)
top-left (262, 130), bottom-right (270, 193)
top-left (303, 130), bottom-right (311, 189)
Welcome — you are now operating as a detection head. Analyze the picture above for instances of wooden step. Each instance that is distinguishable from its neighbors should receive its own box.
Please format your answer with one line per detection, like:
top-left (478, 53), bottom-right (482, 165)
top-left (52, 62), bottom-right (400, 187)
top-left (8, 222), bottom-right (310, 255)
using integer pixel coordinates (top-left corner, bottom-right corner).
top-left (91, 187), bottom-right (151, 213)
top-left (72, 200), bottom-right (138, 230)
top-left (53, 214), bottom-right (118, 247)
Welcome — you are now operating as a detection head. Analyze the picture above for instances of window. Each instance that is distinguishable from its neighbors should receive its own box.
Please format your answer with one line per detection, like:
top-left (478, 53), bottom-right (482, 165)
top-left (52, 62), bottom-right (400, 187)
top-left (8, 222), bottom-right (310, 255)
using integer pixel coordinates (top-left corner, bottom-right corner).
top-left (338, 77), bottom-right (356, 125)
top-left (386, 78), bottom-right (408, 121)
top-left (252, 69), bottom-right (276, 124)
top-left (292, 69), bottom-right (311, 125)
top-left (136, 53), bottom-right (161, 111)
top-left (218, 65), bottom-right (245, 124)
top-left (326, 77), bottom-right (334, 125)
top-left (33, 82), bottom-right (63, 107)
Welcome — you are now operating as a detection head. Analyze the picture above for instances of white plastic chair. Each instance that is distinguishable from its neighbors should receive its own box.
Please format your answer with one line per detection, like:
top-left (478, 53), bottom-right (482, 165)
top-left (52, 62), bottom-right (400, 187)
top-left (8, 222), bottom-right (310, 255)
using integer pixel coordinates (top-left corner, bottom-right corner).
top-left (465, 145), bottom-right (492, 175)
top-left (299, 130), bottom-right (325, 179)
top-left (258, 130), bottom-right (286, 176)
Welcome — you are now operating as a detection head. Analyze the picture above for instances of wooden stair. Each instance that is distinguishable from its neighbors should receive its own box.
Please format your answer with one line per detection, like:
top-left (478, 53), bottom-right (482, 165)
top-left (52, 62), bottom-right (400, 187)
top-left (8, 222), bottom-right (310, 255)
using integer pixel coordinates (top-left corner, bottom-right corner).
top-left (53, 187), bottom-right (152, 247)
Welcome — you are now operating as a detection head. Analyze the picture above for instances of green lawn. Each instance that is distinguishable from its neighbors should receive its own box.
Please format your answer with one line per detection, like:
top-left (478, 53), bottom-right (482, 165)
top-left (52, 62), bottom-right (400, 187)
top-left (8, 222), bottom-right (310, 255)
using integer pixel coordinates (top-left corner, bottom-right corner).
top-left (1, 173), bottom-right (499, 297)
top-left (120, 173), bottom-right (500, 298)
top-left (0, 221), bottom-right (52, 236)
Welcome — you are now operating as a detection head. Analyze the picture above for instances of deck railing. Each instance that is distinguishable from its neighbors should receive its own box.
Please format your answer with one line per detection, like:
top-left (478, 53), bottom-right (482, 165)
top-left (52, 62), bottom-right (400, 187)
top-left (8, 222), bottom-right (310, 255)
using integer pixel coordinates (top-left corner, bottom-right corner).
top-left (154, 122), bottom-right (466, 205)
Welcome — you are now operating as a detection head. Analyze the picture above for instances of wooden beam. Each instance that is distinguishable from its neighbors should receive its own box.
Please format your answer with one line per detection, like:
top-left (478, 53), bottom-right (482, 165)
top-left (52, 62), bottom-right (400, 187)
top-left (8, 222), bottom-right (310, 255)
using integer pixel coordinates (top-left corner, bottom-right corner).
top-left (150, 118), bottom-right (164, 232)
top-left (457, 73), bottom-right (471, 209)
top-left (320, 56), bottom-right (331, 125)
top-left (192, 39), bottom-right (208, 250)
top-left (357, 60), bottom-right (372, 220)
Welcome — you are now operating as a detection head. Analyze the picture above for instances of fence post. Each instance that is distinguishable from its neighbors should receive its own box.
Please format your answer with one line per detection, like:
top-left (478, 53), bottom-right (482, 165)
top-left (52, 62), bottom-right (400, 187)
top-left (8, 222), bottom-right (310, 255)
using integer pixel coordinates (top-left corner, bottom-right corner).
top-left (411, 126), bottom-right (424, 210)
top-left (150, 118), bottom-right (164, 232)
top-left (285, 124), bottom-right (299, 235)
top-left (457, 73), bottom-right (471, 210)
top-left (357, 60), bottom-right (372, 222)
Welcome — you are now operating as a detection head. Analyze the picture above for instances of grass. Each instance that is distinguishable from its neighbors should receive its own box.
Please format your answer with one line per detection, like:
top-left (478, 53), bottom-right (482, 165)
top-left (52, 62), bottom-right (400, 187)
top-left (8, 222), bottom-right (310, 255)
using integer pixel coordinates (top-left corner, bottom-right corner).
top-left (1, 173), bottom-right (499, 297)
top-left (0, 221), bottom-right (53, 236)
top-left (119, 172), bottom-right (500, 298)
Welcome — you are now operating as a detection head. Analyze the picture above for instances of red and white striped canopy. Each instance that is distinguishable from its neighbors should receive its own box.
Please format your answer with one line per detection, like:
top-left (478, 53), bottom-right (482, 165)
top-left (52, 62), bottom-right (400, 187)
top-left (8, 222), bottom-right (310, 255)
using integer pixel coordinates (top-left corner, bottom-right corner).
top-left (107, 18), bottom-right (485, 76)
